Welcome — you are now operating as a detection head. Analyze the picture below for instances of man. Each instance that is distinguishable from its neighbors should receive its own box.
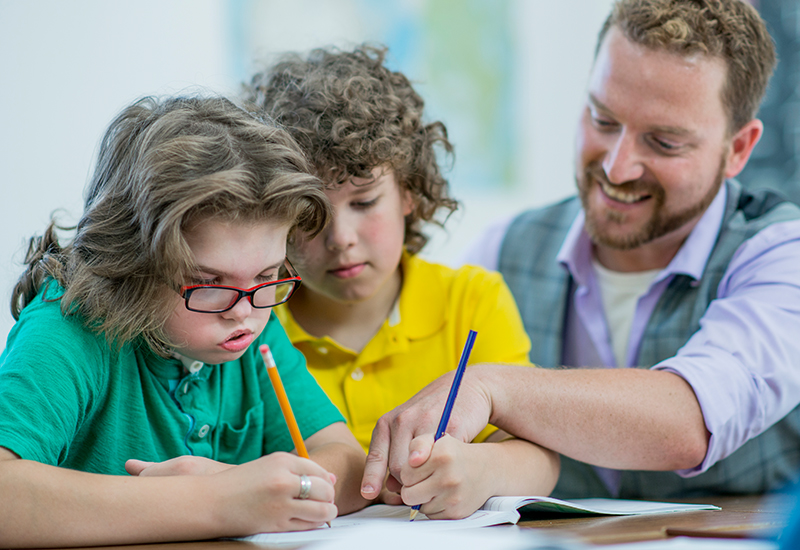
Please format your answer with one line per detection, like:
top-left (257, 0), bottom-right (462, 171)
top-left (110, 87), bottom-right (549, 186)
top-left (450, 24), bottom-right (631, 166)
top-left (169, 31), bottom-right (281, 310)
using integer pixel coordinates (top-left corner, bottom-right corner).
top-left (360, 0), bottom-right (800, 503)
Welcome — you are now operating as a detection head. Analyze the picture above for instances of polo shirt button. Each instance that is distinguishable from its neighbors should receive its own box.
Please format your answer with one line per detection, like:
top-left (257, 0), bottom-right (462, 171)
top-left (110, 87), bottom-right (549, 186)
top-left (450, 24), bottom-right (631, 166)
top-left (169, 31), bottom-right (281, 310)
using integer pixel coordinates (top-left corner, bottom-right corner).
top-left (350, 368), bottom-right (364, 381)
top-left (317, 346), bottom-right (329, 355)
top-left (198, 424), bottom-right (210, 438)
top-left (189, 361), bottom-right (203, 373)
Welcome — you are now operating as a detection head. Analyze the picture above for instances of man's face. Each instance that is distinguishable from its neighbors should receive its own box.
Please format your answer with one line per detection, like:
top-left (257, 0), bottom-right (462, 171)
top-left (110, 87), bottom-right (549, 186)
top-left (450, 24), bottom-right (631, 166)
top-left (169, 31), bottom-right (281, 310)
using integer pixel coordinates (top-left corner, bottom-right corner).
top-left (576, 27), bottom-right (731, 257)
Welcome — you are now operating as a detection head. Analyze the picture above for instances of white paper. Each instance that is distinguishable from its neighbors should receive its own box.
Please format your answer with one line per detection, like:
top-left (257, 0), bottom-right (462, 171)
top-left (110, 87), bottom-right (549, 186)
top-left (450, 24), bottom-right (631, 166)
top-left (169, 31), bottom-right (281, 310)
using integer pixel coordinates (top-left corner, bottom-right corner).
top-left (239, 504), bottom-right (520, 545)
top-left (238, 496), bottom-right (719, 545)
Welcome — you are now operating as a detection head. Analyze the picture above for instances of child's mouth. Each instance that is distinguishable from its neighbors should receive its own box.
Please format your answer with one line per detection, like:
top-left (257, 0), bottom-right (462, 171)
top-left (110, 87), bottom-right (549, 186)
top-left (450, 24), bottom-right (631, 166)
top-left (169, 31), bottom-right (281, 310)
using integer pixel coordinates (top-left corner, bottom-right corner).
top-left (219, 330), bottom-right (254, 352)
top-left (330, 263), bottom-right (366, 279)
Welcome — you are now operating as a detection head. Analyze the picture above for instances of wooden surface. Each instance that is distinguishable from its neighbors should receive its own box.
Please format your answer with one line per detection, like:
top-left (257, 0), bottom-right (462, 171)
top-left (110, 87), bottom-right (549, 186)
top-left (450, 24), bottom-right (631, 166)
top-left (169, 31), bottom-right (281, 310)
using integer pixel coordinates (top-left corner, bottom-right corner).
top-left (517, 494), bottom-right (790, 545)
top-left (30, 494), bottom-right (792, 549)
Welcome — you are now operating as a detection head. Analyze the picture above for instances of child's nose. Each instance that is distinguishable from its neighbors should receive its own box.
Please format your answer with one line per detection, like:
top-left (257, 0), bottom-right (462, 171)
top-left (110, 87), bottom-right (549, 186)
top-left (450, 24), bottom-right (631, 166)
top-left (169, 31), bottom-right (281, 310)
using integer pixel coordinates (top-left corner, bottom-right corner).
top-left (222, 294), bottom-right (254, 322)
top-left (325, 212), bottom-right (357, 251)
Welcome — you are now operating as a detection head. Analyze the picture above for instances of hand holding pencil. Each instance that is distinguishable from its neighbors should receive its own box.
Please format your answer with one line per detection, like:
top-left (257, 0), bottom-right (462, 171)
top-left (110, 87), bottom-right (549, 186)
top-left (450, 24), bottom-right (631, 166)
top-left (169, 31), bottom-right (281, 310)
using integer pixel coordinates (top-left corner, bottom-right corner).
top-left (261, 344), bottom-right (333, 527)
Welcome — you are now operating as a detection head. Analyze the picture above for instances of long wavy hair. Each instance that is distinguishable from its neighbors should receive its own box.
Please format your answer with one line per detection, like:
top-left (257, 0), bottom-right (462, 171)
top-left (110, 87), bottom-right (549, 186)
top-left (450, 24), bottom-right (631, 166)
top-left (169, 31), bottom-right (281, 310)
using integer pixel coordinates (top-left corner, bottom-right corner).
top-left (11, 96), bottom-right (331, 355)
top-left (243, 44), bottom-right (458, 254)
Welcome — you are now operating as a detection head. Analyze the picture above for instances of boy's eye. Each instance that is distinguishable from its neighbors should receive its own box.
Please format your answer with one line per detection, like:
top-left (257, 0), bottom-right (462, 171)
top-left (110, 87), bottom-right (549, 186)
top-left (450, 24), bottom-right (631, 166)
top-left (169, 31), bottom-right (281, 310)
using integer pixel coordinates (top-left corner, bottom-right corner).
top-left (352, 197), bottom-right (379, 209)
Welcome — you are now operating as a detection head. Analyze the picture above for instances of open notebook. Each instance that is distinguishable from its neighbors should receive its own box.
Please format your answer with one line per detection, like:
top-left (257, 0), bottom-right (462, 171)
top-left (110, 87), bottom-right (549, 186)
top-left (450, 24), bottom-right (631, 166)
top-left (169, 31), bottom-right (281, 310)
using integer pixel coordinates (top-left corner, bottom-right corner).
top-left (239, 496), bottom-right (720, 545)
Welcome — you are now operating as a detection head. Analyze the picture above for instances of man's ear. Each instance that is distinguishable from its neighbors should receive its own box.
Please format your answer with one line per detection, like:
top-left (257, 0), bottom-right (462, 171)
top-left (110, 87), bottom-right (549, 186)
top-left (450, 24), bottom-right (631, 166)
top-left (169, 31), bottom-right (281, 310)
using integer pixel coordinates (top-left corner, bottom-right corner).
top-left (724, 118), bottom-right (763, 178)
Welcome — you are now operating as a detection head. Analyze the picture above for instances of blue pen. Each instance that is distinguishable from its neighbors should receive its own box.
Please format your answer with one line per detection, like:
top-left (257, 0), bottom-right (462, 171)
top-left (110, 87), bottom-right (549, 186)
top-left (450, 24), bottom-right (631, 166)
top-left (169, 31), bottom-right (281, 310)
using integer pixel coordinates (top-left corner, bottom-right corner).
top-left (410, 329), bottom-right (478, 521)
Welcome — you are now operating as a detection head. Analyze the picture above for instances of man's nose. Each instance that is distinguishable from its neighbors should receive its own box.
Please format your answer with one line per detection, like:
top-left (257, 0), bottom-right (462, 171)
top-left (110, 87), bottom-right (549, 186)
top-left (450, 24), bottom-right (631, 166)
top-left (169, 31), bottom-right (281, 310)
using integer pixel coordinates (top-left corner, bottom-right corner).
top-left (602, 130), bottom-right (645, 184)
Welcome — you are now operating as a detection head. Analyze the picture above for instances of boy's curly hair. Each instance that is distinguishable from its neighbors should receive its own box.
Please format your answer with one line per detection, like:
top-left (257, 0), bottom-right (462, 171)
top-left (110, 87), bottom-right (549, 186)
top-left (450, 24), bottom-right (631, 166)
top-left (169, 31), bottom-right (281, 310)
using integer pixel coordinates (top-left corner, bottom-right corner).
top-left (243, 44), bottom-right (458, 254)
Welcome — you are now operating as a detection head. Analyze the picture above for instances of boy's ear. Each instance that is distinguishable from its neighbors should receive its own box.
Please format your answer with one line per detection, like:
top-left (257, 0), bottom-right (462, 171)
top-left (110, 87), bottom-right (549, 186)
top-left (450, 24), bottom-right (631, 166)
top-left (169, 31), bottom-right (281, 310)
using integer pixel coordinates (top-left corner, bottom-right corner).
top-left (402, 188), bottom-right (416, 217)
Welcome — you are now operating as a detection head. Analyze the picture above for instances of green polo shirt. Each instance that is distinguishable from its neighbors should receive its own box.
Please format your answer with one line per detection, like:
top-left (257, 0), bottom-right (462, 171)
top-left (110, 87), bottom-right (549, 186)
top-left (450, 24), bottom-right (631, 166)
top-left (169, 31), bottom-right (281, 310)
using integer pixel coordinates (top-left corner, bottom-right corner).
top-left (0, 282), bottom-right (344, 474)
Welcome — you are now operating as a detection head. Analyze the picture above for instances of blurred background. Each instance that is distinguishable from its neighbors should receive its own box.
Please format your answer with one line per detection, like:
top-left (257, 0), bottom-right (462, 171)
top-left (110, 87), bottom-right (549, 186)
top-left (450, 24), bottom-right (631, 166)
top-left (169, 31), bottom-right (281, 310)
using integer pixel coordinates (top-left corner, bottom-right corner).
top-left (0, 0), bottom-right (796, 349)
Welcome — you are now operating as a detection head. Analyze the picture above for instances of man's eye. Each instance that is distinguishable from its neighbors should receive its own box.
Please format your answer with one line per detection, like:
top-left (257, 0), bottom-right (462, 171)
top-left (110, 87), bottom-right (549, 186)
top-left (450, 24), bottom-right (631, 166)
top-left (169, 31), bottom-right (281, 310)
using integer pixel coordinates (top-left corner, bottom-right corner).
top-left (593, 117), bottom-right (617, 129)
top-left (651, 136), bottom-right (679, 152)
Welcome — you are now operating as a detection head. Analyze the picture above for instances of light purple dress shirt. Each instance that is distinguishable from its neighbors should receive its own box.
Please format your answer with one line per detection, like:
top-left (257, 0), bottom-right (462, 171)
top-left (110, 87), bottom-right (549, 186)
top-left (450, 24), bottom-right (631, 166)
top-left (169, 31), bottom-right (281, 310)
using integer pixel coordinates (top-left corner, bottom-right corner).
top-left (463, 184), bottom-right (800, 494)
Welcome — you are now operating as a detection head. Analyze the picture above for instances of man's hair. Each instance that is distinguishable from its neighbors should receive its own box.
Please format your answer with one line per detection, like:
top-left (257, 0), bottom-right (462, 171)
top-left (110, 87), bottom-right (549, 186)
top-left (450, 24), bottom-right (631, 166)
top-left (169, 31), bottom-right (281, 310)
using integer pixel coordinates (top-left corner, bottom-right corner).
top-left (12, 96), bottom-right (331, 355)
top-left (243, 44), bottom-right (457, 254)
top-left (597, 0), bottom-right (776, 133)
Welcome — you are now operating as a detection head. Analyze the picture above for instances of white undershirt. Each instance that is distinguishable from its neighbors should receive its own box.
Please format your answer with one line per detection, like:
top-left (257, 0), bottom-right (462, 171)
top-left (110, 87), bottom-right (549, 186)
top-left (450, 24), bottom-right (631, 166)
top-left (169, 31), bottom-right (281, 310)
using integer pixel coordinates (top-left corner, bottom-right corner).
top-left (592, 260), bottom-right (660, 367)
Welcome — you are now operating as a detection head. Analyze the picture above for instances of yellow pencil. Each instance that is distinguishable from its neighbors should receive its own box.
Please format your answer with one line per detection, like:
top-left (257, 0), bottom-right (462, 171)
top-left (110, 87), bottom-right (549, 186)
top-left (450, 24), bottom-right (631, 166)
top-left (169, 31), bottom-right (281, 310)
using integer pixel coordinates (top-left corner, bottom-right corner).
top-left (260, 344), bottom-right (331, 527)
top-left (261, 344), bottom-right (309, 458)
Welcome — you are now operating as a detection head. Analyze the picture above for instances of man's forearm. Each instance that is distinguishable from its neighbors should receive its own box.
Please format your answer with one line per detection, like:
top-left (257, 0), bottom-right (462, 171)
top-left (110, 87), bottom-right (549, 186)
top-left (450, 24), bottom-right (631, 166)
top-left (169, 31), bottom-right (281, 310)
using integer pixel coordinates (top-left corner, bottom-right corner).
top-left (477, 364), bottom-right (710, 471)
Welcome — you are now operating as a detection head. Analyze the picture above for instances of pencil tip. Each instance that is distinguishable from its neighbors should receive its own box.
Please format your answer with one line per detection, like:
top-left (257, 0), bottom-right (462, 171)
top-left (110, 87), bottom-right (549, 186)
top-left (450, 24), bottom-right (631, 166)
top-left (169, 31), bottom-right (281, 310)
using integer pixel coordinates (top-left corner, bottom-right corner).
top-left (409, 509), bottom-right (418, 521)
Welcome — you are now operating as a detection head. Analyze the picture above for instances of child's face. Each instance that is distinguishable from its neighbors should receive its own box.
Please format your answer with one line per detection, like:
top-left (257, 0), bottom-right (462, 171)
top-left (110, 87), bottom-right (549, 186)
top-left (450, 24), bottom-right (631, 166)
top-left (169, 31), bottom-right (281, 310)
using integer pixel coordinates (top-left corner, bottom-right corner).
top-left (290, 167), bottom-right (413, 305)
top-left (164, 218), bottom-right (291, 364)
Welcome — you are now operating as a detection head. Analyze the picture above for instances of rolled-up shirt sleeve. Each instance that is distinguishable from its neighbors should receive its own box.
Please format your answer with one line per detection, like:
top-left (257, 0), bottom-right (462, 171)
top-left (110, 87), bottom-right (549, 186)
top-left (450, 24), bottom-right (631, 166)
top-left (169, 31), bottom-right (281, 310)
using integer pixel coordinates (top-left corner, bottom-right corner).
top-left (653, 220), bottom-right (800, 476)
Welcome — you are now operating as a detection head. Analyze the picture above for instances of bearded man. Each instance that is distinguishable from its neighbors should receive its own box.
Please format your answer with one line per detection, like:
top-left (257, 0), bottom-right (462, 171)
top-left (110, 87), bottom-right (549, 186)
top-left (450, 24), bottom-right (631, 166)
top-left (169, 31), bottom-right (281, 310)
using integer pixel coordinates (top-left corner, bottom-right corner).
top-left (361, 0), bottom-right (800, 503)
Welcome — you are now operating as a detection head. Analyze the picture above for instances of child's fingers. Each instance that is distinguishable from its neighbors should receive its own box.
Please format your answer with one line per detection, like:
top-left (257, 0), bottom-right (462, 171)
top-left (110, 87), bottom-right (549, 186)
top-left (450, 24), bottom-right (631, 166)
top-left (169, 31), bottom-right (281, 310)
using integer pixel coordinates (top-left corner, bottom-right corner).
top-left (385, 473), bottom-right (403, 493)
top-left (287, 500), bottom-right (339, 527)
top-left (292, 474), bottom-right (336, 503)
top-left (407, 433), bottom-right (435, 468)
top-left (124, 459), bottom-right (153, 476)
top-left (378, 488), bottom-right (404, 505)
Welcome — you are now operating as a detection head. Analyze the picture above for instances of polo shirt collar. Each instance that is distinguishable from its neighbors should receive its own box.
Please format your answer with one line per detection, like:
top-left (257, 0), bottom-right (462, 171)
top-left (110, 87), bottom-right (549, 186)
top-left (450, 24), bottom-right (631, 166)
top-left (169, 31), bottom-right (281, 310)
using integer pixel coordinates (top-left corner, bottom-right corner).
top-left (556, 183), bottom-right (728, 285)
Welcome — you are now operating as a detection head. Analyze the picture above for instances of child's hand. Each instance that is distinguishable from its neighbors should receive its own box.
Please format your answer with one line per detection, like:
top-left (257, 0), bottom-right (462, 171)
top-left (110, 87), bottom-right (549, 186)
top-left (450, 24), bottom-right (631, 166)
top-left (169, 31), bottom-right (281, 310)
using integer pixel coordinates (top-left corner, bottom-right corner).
top-left (212, 452), bottom-right (337, 533)
top-left (125, 456), bottom-right (232, 476)
top-left (127, 453), bottom-right (337, 533)
top-left (373, 474), bottom-right (404, 505)
top-left (398, 434), bottom-right (493, 519)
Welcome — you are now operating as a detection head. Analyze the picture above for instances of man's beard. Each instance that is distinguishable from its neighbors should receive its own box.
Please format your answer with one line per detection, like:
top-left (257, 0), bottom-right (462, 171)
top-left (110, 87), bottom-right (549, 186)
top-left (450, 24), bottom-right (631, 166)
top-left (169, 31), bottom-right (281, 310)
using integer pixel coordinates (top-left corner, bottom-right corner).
top-left (577, 158), bottom-right (725, 250)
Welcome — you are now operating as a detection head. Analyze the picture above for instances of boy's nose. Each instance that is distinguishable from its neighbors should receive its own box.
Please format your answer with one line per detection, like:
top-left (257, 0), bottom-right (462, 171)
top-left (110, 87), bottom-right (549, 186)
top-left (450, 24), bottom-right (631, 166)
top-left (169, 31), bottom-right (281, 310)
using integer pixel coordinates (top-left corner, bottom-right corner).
top-left (325, 213), bottom-right (357, 251)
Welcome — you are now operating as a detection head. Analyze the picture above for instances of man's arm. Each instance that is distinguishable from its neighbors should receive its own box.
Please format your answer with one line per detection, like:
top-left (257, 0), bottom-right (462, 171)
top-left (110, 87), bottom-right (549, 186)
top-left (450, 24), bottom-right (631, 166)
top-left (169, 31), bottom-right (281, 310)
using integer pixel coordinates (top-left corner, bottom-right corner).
top-left (361, 364), bottom-right (708, 495)
top-left (480, 365), bottom-right (709, 470)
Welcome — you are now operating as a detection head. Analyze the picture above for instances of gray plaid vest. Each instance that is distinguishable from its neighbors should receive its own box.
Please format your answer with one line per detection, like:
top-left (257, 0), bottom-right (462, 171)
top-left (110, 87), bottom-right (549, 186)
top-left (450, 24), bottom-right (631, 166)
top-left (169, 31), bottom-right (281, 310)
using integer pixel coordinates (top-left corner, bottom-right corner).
top-left (498, 180), bottom-right (800, 498)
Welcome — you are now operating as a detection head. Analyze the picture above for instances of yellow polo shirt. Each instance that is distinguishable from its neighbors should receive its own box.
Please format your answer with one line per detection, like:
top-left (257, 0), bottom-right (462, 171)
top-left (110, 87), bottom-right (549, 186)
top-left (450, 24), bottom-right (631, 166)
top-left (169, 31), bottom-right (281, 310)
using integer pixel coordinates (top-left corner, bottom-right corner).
top-left (275, 253), bottom-right (533, 452)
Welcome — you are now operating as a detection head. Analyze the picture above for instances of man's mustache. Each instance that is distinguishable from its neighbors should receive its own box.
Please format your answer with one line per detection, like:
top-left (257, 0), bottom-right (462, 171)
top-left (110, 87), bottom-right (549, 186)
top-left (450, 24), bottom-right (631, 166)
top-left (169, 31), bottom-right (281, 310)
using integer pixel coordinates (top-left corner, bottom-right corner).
top-left (584, 163), bottom-right (658, 197)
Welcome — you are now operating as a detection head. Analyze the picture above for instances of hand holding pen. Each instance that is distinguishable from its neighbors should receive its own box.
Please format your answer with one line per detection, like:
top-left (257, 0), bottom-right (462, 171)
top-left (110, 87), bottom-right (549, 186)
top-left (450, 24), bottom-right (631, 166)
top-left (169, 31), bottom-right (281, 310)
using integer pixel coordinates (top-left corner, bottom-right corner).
top-left (408, 330), bottom-right (478, 521)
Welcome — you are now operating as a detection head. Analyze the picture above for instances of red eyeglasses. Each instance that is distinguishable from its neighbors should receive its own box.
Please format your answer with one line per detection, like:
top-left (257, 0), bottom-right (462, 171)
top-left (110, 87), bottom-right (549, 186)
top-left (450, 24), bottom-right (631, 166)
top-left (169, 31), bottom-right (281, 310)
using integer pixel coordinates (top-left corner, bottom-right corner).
top-left (180, 259), bottom-right (301, 313)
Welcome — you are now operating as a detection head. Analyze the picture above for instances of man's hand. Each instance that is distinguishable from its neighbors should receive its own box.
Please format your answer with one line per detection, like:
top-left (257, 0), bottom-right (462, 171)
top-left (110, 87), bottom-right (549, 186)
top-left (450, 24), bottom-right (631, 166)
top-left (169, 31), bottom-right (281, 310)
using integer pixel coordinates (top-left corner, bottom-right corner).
top-left (360, 367), bottom-right (492, 500)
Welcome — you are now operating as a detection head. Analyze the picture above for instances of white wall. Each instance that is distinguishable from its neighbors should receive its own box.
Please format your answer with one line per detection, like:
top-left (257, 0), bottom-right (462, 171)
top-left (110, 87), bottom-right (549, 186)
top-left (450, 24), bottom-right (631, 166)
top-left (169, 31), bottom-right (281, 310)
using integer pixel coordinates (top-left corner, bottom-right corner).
top-left (0, 0), bottom-right (613, 349)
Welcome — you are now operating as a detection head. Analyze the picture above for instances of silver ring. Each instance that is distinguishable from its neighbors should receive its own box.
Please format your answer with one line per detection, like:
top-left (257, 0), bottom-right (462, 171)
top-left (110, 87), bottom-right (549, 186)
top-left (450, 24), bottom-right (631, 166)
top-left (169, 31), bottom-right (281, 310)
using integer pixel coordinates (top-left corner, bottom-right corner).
top-left (298, 474), bottom-right (312, 500)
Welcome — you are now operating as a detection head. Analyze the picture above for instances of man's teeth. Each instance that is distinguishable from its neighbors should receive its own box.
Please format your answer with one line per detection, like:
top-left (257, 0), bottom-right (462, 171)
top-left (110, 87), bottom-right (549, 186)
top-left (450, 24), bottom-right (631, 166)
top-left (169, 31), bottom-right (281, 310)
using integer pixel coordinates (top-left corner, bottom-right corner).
top-left (600, 181), bottom-right (647, 204)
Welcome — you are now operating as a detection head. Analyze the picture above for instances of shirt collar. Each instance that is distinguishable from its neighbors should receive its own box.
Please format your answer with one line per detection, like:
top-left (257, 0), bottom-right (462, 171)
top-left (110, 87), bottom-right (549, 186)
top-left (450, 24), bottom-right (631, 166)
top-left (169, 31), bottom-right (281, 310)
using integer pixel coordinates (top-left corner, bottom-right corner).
top-left (557, 183), bottom-right (728, 284)
top-left (277, 251), bottom-right (445, 345)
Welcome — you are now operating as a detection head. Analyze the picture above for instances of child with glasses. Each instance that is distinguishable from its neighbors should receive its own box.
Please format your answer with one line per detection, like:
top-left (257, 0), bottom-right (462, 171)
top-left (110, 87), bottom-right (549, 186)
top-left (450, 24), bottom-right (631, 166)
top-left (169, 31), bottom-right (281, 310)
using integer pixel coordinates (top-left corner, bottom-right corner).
top-left (244, 44), bottom-right (559, 520)
top-left (0, 96), bottom-right (368, 547)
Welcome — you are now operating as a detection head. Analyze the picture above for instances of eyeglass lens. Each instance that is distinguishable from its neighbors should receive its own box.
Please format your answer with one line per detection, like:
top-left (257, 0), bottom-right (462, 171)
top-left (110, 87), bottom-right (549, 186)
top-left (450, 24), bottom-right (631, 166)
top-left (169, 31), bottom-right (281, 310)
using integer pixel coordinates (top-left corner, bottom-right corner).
top-left (187, 281), bottom-right (296, 312)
